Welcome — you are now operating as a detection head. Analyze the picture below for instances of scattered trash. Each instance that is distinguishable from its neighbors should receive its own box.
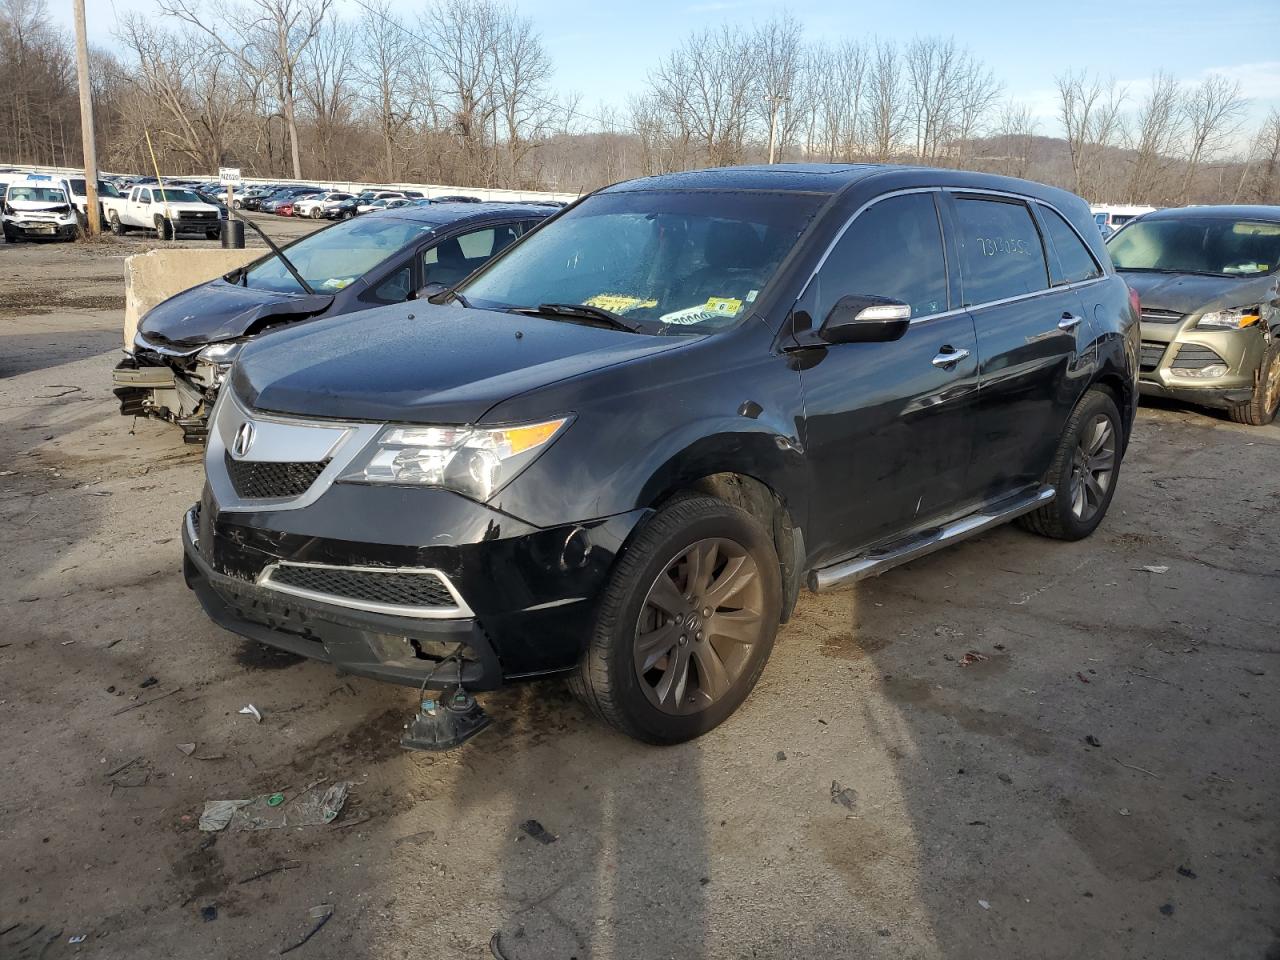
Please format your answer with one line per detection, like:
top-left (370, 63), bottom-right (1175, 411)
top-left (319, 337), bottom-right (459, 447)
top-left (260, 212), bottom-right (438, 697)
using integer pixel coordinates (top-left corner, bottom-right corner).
top-left (1114, 757), bottom-right (1162, 779)
top-left (238, 704), bottom-right (262, 723)
top-left (775, 751), bottom-right (786, 762)
top-left (238, 860), bottom-right (302, 885)
top-left (997, 773), bottom-right (1013, 784)
top-left (1118, 807), bottom-right (1131, 816)
top-left (139, 676), bottom-right (158, 689)
top-left (281, 904), bottom-right (333, 955)
top-left (489, 931), bottom-right (511, 960)
top-left (0, 470), bottom-right (13, 477)
top-left (1139, 565), bottom-right (1169, 574)
top-left (959, 650), bottom-right (988, 666)
top-left (199, 782), bottom-right (350, 832)
top-left (1243, 667), bottom-right (1265, 677)
top-left (200, 905), bottom-right (217, 922)
top-left (967, 820), bottom-right (988, 826)
top-left (830, 781), bottom-right (857, 810)
top-left (69, 934), bottom-right (87, 944)
top-left (1176, 865), bottom-right (1197, 879)
top-left (977, 899), bottom-right (990, 910)
top-left (176, 743), bottom-right (196, 756)
top-left (1159, 903), bottom-right (1174, 916)
top-left (105, 756), bottom-right (142, 778)
top-left (1084, 735), bottom-right (1102, 748)
top-left (1076, 672), bottom-right (1090, 684)
top-left (519, 819), bottom-right (558, 844)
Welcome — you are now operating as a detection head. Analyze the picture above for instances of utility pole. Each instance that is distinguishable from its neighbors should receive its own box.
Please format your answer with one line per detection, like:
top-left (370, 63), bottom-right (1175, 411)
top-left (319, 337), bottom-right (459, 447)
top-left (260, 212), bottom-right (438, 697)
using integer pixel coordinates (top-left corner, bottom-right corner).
top-left (765, 95), bottom-right (790, 165)
top-left (72, 0), bottom-right (100, 236)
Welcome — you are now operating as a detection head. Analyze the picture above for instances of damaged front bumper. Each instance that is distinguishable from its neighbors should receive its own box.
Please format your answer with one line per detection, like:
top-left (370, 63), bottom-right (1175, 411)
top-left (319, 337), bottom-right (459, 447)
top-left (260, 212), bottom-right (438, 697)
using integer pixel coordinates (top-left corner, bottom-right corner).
top-left (112, 349), bottom-right (224, 442)
top-left (1137, 315), bottom-right (1269, 410)
top-left (181, 490), bottom-right (647, 690)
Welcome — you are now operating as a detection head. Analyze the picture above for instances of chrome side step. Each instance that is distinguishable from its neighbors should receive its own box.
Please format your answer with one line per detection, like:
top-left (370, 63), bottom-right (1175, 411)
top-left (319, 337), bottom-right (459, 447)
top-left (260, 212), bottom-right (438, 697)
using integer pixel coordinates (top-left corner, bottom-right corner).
top-left (809, 485), bottom-right (1055, 592)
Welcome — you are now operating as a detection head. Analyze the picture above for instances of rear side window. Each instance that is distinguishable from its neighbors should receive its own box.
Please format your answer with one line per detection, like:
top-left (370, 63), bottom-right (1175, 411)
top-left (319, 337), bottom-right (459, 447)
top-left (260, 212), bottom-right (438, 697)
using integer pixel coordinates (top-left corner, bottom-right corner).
top-left (814, 192), bottom-right (949, 321)
top-left (1039, 207), bottom-right (1102, 286)
top-left (952, 197), bottom-right (1049, 305)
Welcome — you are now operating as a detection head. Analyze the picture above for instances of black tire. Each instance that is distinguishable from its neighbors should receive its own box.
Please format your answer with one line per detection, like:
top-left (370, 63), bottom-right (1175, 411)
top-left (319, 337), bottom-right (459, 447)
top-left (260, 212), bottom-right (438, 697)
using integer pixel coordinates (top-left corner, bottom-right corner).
top-left (1227, 341), bottom-right (1280, 426)
top-left (206, 227), bottom-right (220, 240)
top-left (1019, 387), bottom-right (1123, 541)
top-left (3, 225), bottom-right (17, 244)
top-left (570, 495), bottom-right (782, 744)
top-left (155, 216), bottom-right (172, 240)
top-left (310, 207), bottom-right (321, 219)
top-left (109, 212), bottom-right (126, 236)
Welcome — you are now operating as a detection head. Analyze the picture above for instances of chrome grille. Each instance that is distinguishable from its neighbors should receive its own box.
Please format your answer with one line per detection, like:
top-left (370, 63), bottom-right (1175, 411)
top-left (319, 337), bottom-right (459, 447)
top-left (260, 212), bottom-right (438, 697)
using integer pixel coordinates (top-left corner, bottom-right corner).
top-left (224, 454), bottom-right (328, 499)
top-left (1141, 309), bottom-right (1184, 325)
top-left (267, 565), bottom-right (456, 608)
top-left (1171, 343), bottom-right (1226, 370)
top-left (1139, 341), bottom-right (1167, 372)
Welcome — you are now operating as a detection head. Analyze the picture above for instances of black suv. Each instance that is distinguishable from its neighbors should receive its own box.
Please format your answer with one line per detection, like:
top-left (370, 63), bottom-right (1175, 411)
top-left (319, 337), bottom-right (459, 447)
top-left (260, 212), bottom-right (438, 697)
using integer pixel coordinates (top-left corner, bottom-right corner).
top-left (182, 165), bottom-right (1138, 744)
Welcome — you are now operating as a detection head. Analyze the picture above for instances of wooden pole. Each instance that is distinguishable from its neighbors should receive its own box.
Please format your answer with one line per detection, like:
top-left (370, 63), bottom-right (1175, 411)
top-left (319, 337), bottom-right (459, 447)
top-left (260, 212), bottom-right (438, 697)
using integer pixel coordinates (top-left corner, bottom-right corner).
top-left (72, 0), bottom-right (100, 237)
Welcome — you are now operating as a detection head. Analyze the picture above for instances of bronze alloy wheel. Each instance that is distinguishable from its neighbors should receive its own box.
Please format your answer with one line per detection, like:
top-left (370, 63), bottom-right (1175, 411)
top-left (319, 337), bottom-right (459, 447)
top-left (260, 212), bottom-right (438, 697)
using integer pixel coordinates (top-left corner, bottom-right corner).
top-left (1069, 413), bottom-right (1117, 522)
top-left (633, 537), bottom-right (765, 715)
top-left (1264, 350), bottom-right (1280, 415)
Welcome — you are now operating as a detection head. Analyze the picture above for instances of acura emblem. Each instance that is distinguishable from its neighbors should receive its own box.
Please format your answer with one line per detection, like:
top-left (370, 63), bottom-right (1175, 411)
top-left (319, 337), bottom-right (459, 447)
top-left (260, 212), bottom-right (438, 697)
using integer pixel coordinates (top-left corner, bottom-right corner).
top-left (232, 421), bottom-right (256, 458)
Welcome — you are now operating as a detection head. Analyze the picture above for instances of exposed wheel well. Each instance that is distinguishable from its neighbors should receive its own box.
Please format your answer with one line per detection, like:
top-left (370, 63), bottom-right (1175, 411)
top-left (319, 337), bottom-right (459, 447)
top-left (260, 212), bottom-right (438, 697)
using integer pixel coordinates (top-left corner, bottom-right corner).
top-left (1091, 374), bottom-right (1131, 444)
top-left (658, 472), bottom-right (803, 623)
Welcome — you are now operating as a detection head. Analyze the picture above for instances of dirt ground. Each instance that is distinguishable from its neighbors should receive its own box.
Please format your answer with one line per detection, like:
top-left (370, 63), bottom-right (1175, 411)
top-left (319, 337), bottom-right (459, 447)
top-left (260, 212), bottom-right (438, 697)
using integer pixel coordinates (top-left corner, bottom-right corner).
top-left (1, 225), bottom-right (1277, 960)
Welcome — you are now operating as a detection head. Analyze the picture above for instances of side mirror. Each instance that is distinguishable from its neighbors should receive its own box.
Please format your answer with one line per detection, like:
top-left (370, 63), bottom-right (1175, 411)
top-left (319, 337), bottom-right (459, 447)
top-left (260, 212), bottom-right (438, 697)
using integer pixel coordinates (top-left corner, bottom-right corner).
top-left (413, 281), bottom-right (449, 302)
top-left (819, 295), bottom-right (911, 344)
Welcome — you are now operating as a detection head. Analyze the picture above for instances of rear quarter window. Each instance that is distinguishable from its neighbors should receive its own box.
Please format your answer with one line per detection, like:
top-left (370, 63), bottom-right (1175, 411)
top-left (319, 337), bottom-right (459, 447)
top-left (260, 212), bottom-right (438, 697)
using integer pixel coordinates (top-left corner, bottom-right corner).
top-left (1039, 206), bottom-right (1103, 285)
top-left (953, 197), bottom-right (1050, 305)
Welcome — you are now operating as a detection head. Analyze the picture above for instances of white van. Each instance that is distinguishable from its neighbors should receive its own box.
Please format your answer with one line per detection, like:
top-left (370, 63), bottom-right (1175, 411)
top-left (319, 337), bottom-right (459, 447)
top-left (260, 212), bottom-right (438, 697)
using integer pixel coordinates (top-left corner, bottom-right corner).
top-left (1091, 204), bottom-right (1157, 237)
top-left (2, 175), bottom-right (79, 242)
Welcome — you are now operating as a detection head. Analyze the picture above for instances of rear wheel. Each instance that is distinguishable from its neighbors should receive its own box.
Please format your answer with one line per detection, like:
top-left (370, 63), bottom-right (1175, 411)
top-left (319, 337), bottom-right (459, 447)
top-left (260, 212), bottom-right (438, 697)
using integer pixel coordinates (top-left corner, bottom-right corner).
top-left (109, 211), bottom-right (126, 235)
top-left (1227, 342), bottom-right (1280, 426)
top-left (1019, 387), bottom-right (1122, 541)
top-left (570, 496), bottom-right (781, 744)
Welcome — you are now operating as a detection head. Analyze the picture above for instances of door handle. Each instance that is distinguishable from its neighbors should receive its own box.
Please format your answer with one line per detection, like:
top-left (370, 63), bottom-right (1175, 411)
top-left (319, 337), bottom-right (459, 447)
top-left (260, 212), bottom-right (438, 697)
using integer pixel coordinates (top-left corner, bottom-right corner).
top-left (931, 346), bottom-right (970, 368)
top-left (1058, 313), bottom-right (1083, 331)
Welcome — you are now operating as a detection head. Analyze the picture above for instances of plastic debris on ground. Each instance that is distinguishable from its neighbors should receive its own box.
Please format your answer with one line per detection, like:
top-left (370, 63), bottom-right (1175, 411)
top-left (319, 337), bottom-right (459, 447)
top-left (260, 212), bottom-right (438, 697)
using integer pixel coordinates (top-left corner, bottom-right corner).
top-left (176, 742), bottom-right (196, 756)
top-left (978, 899), bottom-right (991, 910)
top-left (830, 781), bottom-right (857, 810)
top-left (198, 781), bottom-right (350, 832)
top-left (958, 651), bottom-right (988, 666)
top-left (1140, 565), bottom-right (1170, 574)
top-left (238, 704), bottom-right (262, 723)
top-left (69, 934), bottom-right (87, 944)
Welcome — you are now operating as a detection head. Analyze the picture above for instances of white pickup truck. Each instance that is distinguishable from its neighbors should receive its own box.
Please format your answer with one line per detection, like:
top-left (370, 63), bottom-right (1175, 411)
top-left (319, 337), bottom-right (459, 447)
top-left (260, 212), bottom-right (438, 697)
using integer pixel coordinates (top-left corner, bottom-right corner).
top-left (102, 185), bottom-right (222, 239)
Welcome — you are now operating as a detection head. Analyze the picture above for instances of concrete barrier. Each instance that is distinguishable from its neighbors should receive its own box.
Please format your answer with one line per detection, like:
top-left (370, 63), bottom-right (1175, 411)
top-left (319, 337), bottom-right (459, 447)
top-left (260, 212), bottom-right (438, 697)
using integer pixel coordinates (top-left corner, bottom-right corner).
top-left (123, 248), bottom-right (261, 349)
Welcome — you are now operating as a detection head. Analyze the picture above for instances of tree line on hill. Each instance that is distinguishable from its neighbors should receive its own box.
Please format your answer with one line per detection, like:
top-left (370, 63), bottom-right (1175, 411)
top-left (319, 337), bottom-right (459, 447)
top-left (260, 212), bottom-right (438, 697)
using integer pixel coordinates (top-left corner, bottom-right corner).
top-left (2, 0), bottom-right (1278, 205)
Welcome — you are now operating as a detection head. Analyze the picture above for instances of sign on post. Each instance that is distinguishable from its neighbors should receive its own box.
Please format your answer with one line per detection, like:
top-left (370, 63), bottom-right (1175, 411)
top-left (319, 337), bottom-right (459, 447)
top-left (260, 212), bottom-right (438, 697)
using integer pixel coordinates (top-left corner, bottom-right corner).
top-left (218, 167), bottom-right (242, 187)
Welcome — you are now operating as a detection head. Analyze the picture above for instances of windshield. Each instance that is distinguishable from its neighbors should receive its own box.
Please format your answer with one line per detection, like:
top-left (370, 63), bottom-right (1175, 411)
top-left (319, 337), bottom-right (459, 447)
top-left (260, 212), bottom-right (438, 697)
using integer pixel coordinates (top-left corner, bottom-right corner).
top-left (243, 215), bottom-right (434, 293)
top-left (460, 190), bottom-right (824, 333)
top-left (153, 188), bottom-right (203, 203)
top-left (1108, 217), bottom-right (1280, 277)
top-left (7, 186), bottom-right (67, 203)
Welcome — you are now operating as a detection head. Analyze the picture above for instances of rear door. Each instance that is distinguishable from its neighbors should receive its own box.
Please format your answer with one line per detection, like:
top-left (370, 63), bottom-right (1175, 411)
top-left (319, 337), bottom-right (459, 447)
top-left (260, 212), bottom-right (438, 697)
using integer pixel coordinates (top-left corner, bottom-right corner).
top-left (943, 191), bottom-right (1094, 500)
top-left (794, 190), bottom-right (981, 563)
top-left (421, 221), bottom-right (528, 288)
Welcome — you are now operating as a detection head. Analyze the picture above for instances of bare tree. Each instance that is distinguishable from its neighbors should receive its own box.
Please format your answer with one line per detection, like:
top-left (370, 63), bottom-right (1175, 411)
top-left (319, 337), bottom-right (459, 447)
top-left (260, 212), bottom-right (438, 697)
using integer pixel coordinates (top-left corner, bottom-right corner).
top-left (753, 13), bottom-right (804, 163)
top-left (493, 8), bottom-right (554, 187)
top-left (867, 41), bottom-right (908, 162)
top-left (991, 100), bottom-right (1038, 178)
top-left (1180, 74), bottom-right (1247, 201)
top-left (157, 0), bottom-right (334, 179)
top-left (354, 1), bottom-right (414, 182)
top-left (1125, 71), bottom-right (1182, 202)
top-left (1057, 70), bottom-right (1123, 197)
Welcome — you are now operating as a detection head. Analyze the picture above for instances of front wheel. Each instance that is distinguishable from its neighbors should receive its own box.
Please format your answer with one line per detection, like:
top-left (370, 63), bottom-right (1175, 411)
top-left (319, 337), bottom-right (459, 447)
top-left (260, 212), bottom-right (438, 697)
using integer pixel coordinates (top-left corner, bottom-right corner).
top-left (570, 496), bottom-right (781, 744)
top-left (310, 207), bottom-right (321, 219)
top-left (155, 217), bottom-right (172, 240)
top-left (3, 225), bottom-right (18, 244)
top-left (1019, 387), bottom-right (1123, 541)
top-left (110, 212), bottom-right (126, 235)
top-left (1227, 342), bottom-right (1280, 427)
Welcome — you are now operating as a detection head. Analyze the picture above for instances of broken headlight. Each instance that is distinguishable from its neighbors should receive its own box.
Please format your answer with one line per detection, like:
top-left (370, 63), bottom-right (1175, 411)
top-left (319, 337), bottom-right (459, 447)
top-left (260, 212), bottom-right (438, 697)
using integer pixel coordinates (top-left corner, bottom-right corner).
top-left (196, 341), bottom-right (245, 386)
top-left (1196, 306), bottom-right (1261, 330)
top-left (340, 417), bottom-right (572, 501)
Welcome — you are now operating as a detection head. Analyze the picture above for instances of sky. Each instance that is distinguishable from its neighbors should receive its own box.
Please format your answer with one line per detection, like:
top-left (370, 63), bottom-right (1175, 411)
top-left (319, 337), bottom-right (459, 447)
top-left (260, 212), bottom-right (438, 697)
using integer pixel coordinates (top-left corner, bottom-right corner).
top-left (64, 0), bottom-right (1280, 130)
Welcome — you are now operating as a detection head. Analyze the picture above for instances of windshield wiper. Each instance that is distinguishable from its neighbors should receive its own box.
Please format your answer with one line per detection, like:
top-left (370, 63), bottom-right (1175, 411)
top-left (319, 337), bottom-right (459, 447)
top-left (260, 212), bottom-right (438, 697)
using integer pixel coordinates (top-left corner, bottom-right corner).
top-left (512, 302), bottom-right (644, 333)
top-left (236, 215), bottom-right (317, 295)
top-left (1117, 266), bottom-right (1231, 278)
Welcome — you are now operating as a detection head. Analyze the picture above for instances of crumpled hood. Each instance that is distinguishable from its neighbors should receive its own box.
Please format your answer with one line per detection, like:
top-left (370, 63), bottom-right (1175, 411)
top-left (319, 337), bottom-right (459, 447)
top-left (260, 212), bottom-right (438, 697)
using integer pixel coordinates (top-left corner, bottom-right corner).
top-left (232, 303), bottom-right (699, 424)
top-left (1121, 271), bottom-right (1273, 316)
top-left (6, 201), bottom-right (71, 217)
top-left (138, 278), bottom-right (334, 347)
